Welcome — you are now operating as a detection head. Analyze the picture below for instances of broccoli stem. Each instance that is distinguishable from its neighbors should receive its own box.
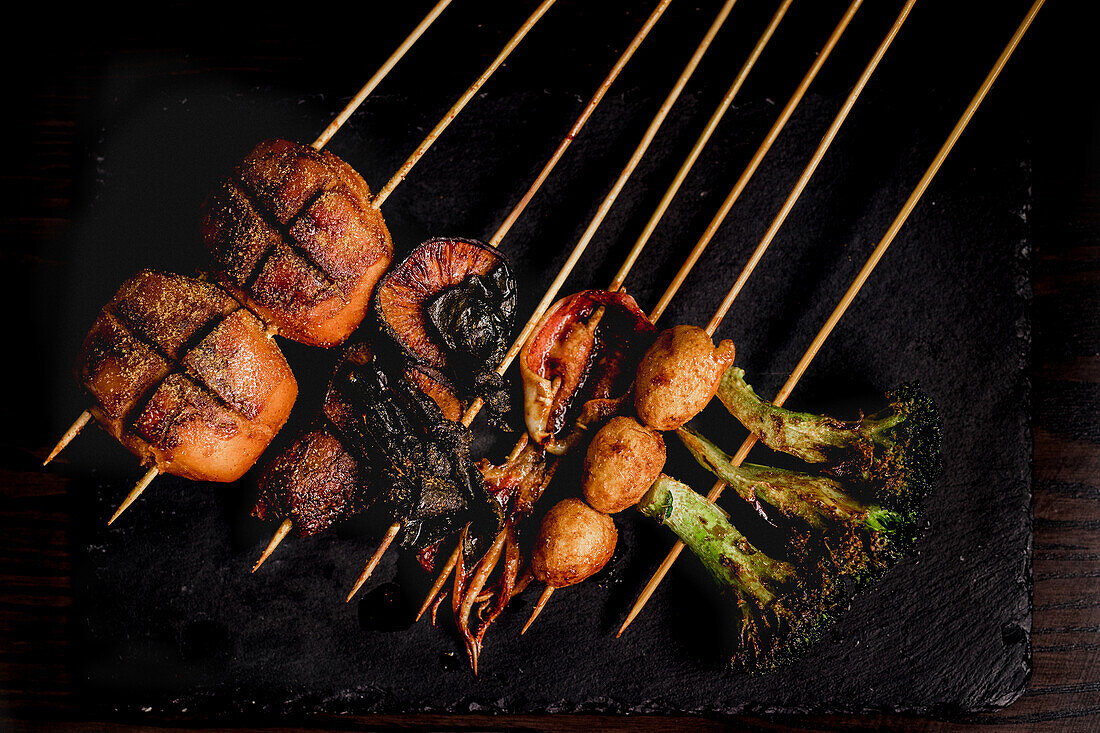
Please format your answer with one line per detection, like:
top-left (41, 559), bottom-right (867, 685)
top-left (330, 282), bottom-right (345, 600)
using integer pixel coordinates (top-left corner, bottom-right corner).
top-left (715, 367), bottom-right (868, 467)
top-left (676, 427), bottom-right (897, 532)
top-left (637, 475), bottom-right (794, 607)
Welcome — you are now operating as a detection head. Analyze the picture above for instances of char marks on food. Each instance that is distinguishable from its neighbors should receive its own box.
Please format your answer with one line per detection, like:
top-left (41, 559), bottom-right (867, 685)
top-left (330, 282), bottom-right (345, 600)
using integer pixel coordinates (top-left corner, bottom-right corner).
top-left (76, 270), bottom-right (298, 482)
top-left (376, 238), bottom-right (517, 428)
top-left (201, 139), bottom-right (394, 348)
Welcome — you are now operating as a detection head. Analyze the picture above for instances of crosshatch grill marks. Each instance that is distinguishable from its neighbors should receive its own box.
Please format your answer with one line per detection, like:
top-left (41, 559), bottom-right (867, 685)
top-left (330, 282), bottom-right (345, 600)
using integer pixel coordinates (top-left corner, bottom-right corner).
top-left (77, 310), bottom-right (172, 433)
top-left (200, 138), bottom-right (394, 348)
top-left (104, 312), bottom-right (253, 440)
top-left (110, 271), bottom-right (239, 359)
top-left (84, 272), bottom-right (287, 452)
top-left (231, 177), bottom-right (338, 294)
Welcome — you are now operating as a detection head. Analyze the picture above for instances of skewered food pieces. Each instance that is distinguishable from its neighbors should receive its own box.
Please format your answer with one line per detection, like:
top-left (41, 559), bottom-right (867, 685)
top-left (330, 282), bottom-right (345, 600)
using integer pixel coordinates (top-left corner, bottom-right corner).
top-left (201, 139), bottom-right (394, 347)
top-left (376, 237), bottom-right (517, 427)
top-left (76, 270), bottom-right (298, 482)
top-left (435, 439), bottom-right (556, 666)
top-left (581, 416), bottom-right (665, 514)
top-left (531, 498), bottom-right (617, 588)
top-left (637, 475), bottom-right (836, 673)
top-left (634, 325), bottom-right (735, 431)
top-left (521, 290), bottom-right (656, 454)
top-left (253, 426), bottom-right (363, 536)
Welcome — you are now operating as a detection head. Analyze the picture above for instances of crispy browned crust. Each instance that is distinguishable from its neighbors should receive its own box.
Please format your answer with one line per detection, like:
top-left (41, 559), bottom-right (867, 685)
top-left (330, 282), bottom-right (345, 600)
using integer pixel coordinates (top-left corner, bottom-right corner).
top-left (253, 427), bottom-right (361, 536)
top-left (75, 270), bottom-right (298, 483)
top-left (201, 139), bottom-right (394, 347)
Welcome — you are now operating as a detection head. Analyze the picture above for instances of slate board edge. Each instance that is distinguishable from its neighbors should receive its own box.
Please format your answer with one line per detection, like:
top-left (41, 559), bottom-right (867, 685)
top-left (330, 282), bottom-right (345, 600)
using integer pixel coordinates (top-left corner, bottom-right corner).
top-left (67, 69), bottom-right (1037, 718)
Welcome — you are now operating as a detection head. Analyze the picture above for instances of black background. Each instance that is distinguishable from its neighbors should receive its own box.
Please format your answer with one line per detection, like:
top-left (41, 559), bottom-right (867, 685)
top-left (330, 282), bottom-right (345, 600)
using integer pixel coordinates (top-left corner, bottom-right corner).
top-left (2, 0), bottom-right (1096, 727)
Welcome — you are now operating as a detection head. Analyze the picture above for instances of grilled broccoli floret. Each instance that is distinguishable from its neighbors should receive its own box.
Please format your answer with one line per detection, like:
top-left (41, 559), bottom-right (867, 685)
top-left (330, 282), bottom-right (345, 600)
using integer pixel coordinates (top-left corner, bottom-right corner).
top-left (715, 368), bottom-right (942, 516)
top-left (677, 427), bottom-right (918, 584)
top-left (638, 475), bottom-right (838, 673)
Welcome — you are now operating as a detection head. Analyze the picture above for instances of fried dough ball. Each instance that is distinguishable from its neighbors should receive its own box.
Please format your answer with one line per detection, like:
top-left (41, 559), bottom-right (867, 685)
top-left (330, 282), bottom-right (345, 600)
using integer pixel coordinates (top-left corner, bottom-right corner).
top-left (582, 416), bottom-right (666, 514)
top-left (634, 325), bottom-right (736, 431)
top-left (531, 498), bottom-right (617, 588)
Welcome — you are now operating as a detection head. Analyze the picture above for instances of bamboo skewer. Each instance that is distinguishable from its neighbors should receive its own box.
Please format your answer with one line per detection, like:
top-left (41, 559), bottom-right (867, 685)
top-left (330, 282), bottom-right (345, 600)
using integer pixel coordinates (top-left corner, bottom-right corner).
top-left (416, 533), bottom-right (465, 622)
top-left (490, 0), bottom-right (675, 248)
top-left (252, 518), bottom-right (294, 573)
top-left (459, 0), bottom-right (740, 430)
top-left (521, 585), bottom-right (554, 634)
top-left (617, 0), bottom-right (1046, 637)
top-left (342, 0), bottom-right (679, 597)
top-left (371, 0), bottom-right (560, 210)
top-left (704, 0), bottom-right (917, 333)
top-left (346, 521), bottom-right (402, 602)
top-left (417, 0), bottom-right (752, 618)
top-left (647, 0), bottom-right (864, 323)
top-left (107, 466), bottom-right (159, 526)
top-left (42, 410), bottom-right (91, 466)
top-left (312, 0), bottom-right (455, 150)
top-left (608, 0), bottom-right (794, 291)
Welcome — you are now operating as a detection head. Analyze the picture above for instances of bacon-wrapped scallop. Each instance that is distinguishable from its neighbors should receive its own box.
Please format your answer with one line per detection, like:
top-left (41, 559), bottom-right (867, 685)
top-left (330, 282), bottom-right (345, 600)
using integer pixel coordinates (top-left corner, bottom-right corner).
top-left (76, 270), bottom-right (298, 483)
top-left (201, 139), bottom-right (393, 348)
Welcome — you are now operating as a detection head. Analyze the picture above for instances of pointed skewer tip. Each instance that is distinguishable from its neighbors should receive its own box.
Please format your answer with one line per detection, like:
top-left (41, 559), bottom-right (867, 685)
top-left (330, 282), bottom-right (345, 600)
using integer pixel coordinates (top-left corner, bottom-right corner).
top-left (521, 585), bottom-right (554, 635)
top-left (107, 466), bottom-right (158, 526)
top-left (346, 522), bottom-right (402, 603)
top-left (416, 536), bottom-right (464, 622)
top-left (43, 410), bottom-right (92, 466)
top-left (252, 518), bottom-right (293, 573)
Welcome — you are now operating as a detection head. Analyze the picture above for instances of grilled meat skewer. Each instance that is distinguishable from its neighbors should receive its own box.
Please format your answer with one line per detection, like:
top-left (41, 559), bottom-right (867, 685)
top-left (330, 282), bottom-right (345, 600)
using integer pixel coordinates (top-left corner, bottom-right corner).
top-left (76, 270), bottom-right (298, 483)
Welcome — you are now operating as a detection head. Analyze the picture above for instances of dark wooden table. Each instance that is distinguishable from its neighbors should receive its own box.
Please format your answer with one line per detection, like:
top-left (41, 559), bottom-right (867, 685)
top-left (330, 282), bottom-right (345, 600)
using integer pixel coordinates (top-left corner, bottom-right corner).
top-left (2, 1), bottom-right (1096, 730)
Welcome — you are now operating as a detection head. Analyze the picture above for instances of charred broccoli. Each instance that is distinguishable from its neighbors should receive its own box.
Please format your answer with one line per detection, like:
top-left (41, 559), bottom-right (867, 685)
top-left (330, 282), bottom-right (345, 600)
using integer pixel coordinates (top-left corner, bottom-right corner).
top-left (637, 475), bottom-right (838, 673)
top-left (715, 368), bottom-right (942, 516)
top-left (632, 374), bottom-right (941, 673)
top-left (677, 427), bottom-right (917, 585)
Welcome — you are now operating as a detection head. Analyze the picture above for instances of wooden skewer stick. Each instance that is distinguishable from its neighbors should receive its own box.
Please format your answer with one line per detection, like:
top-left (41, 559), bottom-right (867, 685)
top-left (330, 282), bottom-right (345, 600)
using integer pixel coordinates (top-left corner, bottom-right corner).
top-left (647, 0), bottom-right (864, 323)
top-left (517, 0), bottom-right (804, 634)
top-left (704, 0), bottom-right (916, 335)
top-left (416, 532), bottom-right (465, 622)
top-left (459, 0), bottom-right (739, 429)
top-left (312, 0), bottom-right (454, 150)
top-left (617, 0), bottom-right (1046, 637)
top-left (521, 585), bottom-right (554, 635)
top-left (107, 466), bottom-right (159, 526)
top-left (42, 410), bottom-right (91, 466)
top-left (346, 521), bottom-right (402, 602)
top-left (489, 0), bottom-right (675, 247)
top-left (252, 518), bottom-right (293, 573)
top-left (447, 0), bottom-right (789, 632)
top-left (371, 0), bottom-right (559, 210)
top-left (608, 0), bottom-right (794, 291)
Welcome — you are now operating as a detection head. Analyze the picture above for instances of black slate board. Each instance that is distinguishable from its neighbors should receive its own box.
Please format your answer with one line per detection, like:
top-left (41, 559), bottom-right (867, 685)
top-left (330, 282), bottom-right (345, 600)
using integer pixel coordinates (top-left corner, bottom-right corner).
top-left (41, 0), bottom-right (1034, 717)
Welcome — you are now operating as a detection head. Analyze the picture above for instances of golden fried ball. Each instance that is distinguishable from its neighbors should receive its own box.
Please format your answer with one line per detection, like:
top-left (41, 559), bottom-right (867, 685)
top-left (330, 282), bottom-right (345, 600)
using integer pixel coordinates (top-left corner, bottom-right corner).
top-left (531, 498), bottom-right (617, 588)
top-left (634, 325), bottom-right (736, 431)
top-left (582, 416), bottom-right (666, 514)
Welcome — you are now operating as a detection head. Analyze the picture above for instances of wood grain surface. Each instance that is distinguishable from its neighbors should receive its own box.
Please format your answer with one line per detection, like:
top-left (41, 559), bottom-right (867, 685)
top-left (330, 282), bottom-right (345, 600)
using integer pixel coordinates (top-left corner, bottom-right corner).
top-left (1, 0), bottom-right (1096, 729)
